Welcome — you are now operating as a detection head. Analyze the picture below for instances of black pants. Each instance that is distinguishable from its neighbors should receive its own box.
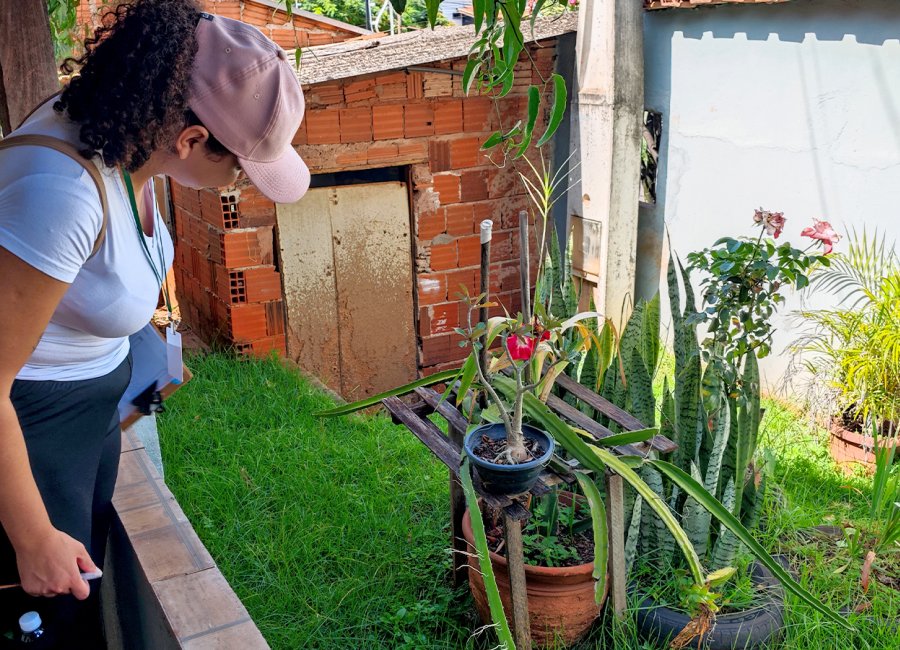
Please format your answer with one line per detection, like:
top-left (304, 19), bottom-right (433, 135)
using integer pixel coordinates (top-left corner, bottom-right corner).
top-left (0, 354), bottom-right (132, 649)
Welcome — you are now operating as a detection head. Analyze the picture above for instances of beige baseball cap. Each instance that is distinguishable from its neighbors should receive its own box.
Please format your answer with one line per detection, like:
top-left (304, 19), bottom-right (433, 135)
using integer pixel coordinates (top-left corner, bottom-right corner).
top-left (189, 12), bottom-right (310, 203)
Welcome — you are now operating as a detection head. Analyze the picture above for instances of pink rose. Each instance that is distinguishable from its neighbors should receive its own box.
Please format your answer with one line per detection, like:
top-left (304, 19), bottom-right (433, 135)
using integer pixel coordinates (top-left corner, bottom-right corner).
top-left (753, 208), bottom-right (786, 239)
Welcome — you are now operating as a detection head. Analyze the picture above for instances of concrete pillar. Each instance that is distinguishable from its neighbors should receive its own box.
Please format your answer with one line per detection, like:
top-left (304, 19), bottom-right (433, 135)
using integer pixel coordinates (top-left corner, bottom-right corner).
top-left (572, 0), bottom-right (644, 330)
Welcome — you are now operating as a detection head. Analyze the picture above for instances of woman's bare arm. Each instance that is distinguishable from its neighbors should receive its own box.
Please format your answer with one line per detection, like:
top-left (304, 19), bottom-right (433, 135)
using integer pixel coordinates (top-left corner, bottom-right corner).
top-left (0, 247), bottom-right (98, 599)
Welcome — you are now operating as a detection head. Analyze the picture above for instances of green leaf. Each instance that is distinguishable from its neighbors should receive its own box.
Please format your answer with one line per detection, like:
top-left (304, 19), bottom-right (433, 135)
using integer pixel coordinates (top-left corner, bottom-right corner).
top-left (628, 346), bottom-right (655, 427)
top-left (389, 0), bottom-right (407, 13)
top-left (641, 464), bottom-right (672, 563)
top-left (481, 130), bottom-right (504, 150)
top-left (706, 566), bottom-right (737, 588)
top-left (642, 294), bottom-right (661, 374)
top-left (492, 377), bottom-right (706, 585)
top-left (703, 394), bottom-right (731, 496)
top-left (596, 319), bottom-right (617, 391)
top-left (460, 459), bottom-right (516, 649)
top-left (625, 494), bottom-right (643, 574)
top-left (472, 0), bottom-right (485, 33)
top-left (314, 369), bottom-right (460, 416)
top-left (426, 0), bottom-right (440, 28)
top-left (682, 462), bottom-right (712, 558)
top-left (463, 58), bottom-right (483, 96)
top-left (536, 73), bottom-right (567, 147)
top-left (667, 253), bottom-right (683, 326)
top-left (528, 0), bottom-right (548, 36)
top-left (591, 427), bottom-right (659, 448)
top-left (575, 473), bottom-right (609, 604)
top-left (710, 478), bottom-right (740, 570)
top-left (514, 85), bottom-right (541, 158)
top-left (456, 354), bottom-right (478, 407)
top-left (733, 353), bottom-right (760, 514)
top-left (648, 459), bottom-right (854, 630)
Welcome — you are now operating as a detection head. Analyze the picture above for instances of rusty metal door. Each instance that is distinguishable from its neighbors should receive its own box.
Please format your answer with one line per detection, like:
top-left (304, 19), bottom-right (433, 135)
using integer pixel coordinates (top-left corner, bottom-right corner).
top-left (276, 182), bottom-right (417, 400)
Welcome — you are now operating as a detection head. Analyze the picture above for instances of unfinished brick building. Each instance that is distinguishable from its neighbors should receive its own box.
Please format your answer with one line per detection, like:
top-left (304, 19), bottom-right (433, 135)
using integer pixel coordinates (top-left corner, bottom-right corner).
top-left (76, 0), bottom-right (369, 50)
top-left (171, 15), bottom-right (578, 399)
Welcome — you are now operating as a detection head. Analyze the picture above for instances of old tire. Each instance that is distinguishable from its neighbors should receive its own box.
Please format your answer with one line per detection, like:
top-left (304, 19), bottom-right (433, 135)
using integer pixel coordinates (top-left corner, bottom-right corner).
top-left (635, 561), bottom-right (785, 649)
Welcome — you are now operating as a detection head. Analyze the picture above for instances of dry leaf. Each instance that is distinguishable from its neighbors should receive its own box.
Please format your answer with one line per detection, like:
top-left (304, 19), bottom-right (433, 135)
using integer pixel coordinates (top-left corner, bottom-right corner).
top-left (861, 550), bottom-right (876, 593)
top-left (853, 600), bottom-right (873, 614)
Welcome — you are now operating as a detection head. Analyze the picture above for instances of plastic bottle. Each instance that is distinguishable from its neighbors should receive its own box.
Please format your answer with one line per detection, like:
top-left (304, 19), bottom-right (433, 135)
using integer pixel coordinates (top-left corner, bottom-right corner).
top-left (17, 612), bottom-right (43, 644)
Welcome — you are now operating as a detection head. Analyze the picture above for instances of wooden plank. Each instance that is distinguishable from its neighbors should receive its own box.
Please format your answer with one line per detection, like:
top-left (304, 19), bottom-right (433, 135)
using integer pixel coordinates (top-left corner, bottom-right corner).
top-left (0, 1), bottom-right (57, 135)
top-left (405, 398), bottom-right (433, 419)
top-left (414, 387), bottom-right (469, 434)
top-left (447, 419), bottom-right (468, 588)
top-left (555, 374), bottom-right (677, 454)
top-left (382, 397), bottom-right (460, 470)
top-left (502, 512), bottom-right (532, 650)
top-left (545, 394), bottom-right (644, 457)
top-left (382, 396), bottom-right (527, 516)
top-left (604, 472), bottom-right (627, 619)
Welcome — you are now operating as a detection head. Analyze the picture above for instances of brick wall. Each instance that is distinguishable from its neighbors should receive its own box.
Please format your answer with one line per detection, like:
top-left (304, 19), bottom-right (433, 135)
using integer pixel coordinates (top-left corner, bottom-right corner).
top-left (171, 180), bottom-right (288, 357)
top-left (76, 0), bottom-right (361, 49)
top-left (203, 0), bottom-right (362, 48)
top-left (172, 42), bottom-right (559, 372)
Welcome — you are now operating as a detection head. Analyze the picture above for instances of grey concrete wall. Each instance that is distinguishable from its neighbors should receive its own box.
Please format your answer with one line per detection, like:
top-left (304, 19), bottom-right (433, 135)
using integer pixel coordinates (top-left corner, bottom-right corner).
top-left (640, 0), bottom-right (900, 393)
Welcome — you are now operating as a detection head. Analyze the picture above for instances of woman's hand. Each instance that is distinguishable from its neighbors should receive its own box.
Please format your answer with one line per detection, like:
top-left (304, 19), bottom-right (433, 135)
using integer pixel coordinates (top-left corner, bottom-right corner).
top-left (15, 528), bottom-right (98, 600)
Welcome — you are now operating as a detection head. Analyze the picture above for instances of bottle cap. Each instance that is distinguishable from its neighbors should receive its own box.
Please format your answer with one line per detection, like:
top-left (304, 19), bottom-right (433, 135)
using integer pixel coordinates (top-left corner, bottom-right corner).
top-left (19, 611), bottom-right (42, 633)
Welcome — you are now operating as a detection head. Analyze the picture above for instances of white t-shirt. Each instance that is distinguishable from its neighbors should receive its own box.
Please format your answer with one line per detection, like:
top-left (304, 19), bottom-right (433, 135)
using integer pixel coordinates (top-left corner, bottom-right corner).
top-left (0, 100), bottom-right (174, 381)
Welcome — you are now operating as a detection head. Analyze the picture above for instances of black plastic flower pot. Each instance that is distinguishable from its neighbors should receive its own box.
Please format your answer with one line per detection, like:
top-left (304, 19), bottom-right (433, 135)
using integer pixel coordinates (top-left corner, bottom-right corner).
top-left (463, 422), bottom-right (555, 495)
top-left (635, 561), bottom-right (785, 650)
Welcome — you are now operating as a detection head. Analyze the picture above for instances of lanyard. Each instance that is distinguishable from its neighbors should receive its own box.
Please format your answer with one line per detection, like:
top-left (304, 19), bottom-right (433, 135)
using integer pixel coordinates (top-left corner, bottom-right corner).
top-left (121, 168), bottom-right (175, 324)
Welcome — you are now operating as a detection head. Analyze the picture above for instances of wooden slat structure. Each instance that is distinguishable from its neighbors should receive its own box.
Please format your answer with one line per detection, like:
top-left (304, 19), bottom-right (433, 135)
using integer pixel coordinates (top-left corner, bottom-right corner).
top-left (382, 378), bottom-right (677, 648)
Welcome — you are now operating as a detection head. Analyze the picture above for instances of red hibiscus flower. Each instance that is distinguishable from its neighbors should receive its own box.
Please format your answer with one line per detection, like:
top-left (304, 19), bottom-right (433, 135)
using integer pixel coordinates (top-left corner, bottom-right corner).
top-left (505, 330), bottom-right (550, 362)
top-left (801, 219), bottom-right (841, 254)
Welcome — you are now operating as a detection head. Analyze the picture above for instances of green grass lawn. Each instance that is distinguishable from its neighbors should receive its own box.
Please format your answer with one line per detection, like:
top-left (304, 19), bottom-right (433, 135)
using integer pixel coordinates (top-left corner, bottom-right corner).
top-left (158, 352), bottom-right (899, 649)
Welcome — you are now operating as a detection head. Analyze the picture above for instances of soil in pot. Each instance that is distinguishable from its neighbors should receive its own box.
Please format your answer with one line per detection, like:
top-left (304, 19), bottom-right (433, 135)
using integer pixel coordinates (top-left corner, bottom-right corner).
top-left (634, 559), bottom-right (785, 650)
top-left (471, 434), bottom-right (544, 464)
top-left (461, 495), bottom-right (607, 647)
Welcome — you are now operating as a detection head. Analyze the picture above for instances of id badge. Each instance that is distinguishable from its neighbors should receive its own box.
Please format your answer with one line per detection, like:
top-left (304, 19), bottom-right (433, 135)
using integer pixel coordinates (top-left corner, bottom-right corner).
top-left (166, 325), bottom-right (184, 384)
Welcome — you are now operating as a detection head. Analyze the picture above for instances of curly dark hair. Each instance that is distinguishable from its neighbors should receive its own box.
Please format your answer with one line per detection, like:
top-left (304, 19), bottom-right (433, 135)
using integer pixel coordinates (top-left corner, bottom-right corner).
top-left (54, 0), bottom-right (227, 172)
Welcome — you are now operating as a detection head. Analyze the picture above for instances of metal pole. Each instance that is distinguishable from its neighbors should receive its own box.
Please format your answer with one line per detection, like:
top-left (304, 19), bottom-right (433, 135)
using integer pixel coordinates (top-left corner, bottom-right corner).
top-left (479, 220), bottom-right (493, 387)
top-left (518, 210), bottom-right (531, 320)
top-left (519, 211), bottom-right (533, 384)
top-left (365, 0), bottom-right (373, 32)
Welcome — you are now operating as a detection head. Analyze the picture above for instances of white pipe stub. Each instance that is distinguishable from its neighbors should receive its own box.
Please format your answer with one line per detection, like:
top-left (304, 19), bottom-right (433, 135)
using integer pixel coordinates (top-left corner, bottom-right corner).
top-left (480, 219), bottom-right (493, 244)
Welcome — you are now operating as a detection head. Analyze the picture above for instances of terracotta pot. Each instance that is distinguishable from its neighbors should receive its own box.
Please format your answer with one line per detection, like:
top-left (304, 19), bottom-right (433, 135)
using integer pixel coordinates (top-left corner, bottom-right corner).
top-left (461, 505), bottom-right (607, 647)
top-left (829, 418), bottom-right (898, 475)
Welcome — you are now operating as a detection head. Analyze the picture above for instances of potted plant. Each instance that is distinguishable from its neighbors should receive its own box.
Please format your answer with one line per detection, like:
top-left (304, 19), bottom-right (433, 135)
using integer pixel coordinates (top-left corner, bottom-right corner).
top-left (454, 302), bottom-right (560, 495)
top-left (462, 489), bottom-right (608, 646)
top-left (588, 211), bottom-right (837, 648)
top-left (794, 229), bottom-right (899, 471)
